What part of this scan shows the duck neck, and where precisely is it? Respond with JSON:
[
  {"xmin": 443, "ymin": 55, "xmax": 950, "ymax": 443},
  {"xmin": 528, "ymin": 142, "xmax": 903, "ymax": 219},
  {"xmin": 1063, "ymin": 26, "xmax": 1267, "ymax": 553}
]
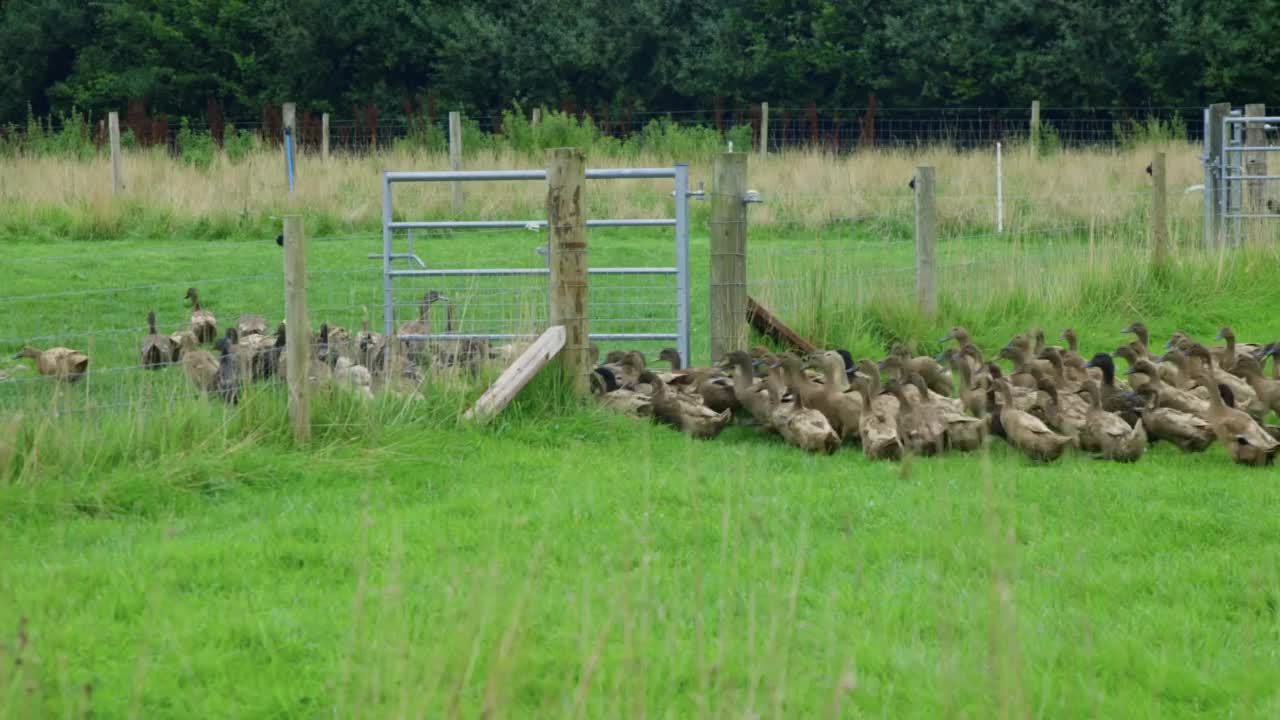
[
  {"xmin": 1066, "ymin": 334, "xmax": 1078, "ymax": 353},
  {"xmin": 1133, "ymin": 327, "xmax": 1150, "ymax": 354},
  {"xmin": 1203, "ymin": 376, "xmax": 1225, "ymax": 415},
  {"xmin": 1047, "ymin": 357, "xmax": 1066, "ymax": 385},
  {"xmin": 783, "ymin": 362, "xmax": 812, "ymax": 390},
  {"xmin": 820, "ymin": 359, "xmax": 843, "ymax": 391},
  {"xmin": 861, "ymin": 369, "xmax": 882, "ymax": 396},
  {"xmin": 1099, "ymin": 359, "xmax": 1115, "ymax": 387}
]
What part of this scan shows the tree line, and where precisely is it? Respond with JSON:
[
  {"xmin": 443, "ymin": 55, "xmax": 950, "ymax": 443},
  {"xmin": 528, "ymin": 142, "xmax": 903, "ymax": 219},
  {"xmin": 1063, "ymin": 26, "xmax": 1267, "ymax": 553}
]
[{"xmin": 2, "ymin": 0, "xmax": 1275, "ymax": 127}]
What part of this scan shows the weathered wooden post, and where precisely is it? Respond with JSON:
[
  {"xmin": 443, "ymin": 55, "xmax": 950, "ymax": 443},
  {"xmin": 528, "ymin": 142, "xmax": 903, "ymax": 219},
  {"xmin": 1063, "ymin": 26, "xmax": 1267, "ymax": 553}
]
[
  {"xmin": 547, "ymin": 148, "xmax": 589, "ymax": 397},
  {"xmin": 1206, "ymin": 101, "xmax": 1230, "ymax": 247},
  {"xmin": 710, "ymin": 152, "xmax": 748, "ymax": 361},
  {"xmin": 321, "ymin": 112, "xmax": 330, "ymax": 162},
  {"xmin": 108, "ymin": 111, "xmax": 123, "ymax": 195},
  {"xmin": 449, "ymin": 111, "xmax": 464, "ymax": 213},
  {"xmin": 1151, "ymin": 151, "xmax": 1168, "ymax": 269},
  {"xmin": 531, "ymin": 107, "xmax": 542, "ymax": 126},
  {"xmin": 1029, "ymin": 100, "xmax": 1041, "ymax": 156},
  {"xmin": 759, "ymin": 102, "xmax": 769, "ymax": 157},
  {"xmin": 914, "ymin": 166, "xmax": 937, "ymax": 318},
  {"xmin": 283, "ymin": 216, "xmax": 311, "ymax": 443}
]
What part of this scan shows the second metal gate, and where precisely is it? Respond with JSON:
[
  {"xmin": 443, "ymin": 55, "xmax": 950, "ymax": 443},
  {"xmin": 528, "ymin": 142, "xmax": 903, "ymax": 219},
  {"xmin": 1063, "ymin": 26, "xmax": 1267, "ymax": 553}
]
[{"xmin": 1206, "ymin": 105, "xmax": 1279, "ymax": 245}]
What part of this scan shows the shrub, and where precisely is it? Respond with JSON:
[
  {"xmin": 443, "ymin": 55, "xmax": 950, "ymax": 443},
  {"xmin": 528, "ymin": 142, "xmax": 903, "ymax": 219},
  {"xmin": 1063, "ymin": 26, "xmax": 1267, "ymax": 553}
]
[
  {"xmin": 222, "ymin": 124, "xmax": 257, "ymax": 162},
  {"xmin": 391, "ymin": 116, "xmax": 447, "ymax": 154},
  {"xmin": 1114, "ymin": 115, "xmax": 1188, "ymax": 150},
  {"xmin": 19, "ymin": 107, "xmax": 96, "ymax": 160},
  {"xmin": 176, "ymin": 118, "xmax": 216, "ymax": 169}
]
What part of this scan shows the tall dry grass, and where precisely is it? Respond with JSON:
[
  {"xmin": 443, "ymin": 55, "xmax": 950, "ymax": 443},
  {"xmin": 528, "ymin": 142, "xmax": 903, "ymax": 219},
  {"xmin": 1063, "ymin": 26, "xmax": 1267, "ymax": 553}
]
[{"xmin": 0, "ymin": 142, "xmax": 1207, "ymax": 234}]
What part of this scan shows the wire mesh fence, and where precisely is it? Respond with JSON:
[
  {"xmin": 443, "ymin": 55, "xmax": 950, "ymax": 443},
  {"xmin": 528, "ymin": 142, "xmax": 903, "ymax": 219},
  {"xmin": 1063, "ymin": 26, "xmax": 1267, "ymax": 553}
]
[
  {"xmin": 744, "ymin": 190, "xmax": 1172, "ymax": 347},
  {"xmin": 0, "ymin": 234, "xmax": 385, "ymax": 417},
  {"xmin": 4, "ymin": 104, "xmax": 1210, "ymax": 157}
]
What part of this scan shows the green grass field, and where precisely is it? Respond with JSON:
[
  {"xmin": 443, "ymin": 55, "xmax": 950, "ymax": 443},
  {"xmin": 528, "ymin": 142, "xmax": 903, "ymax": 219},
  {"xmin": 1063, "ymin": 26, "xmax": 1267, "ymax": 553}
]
[{"xmin": 3, "ymin": 177, "xmax": 1280, "ymax": 716}]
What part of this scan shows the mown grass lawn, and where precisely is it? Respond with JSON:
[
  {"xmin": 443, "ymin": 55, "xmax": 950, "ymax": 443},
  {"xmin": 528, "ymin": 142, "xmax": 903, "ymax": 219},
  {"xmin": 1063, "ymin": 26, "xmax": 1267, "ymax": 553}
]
[
  {"xmin": 3, "ymin": 215, "xmax": 1280, "ymax": 717},
  {"xmin": 3, "ymin": 407, "xmax": 1279, "ymax": 718}
]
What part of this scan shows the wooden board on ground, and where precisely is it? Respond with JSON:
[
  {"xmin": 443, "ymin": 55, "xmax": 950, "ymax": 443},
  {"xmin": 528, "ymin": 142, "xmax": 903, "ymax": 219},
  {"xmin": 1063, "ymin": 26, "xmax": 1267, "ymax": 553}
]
[
  {"xmin": 464, "ymin": 325, "xmax": 566, "ymax": 422},
  {"xmin": 746, "ymin": 296, "xmax": 817, "ymax": 354}
]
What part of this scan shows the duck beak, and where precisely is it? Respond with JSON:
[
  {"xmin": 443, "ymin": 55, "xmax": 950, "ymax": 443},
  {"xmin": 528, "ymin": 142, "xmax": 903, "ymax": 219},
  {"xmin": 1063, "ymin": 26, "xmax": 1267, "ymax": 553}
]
[
  {"xmin": 1084, "ymin": 359, "xmax": 1096, "ymax": 369},
  {"xmin": 1214, "ymin": 330, "xmax": 1225, "ymax": 341},
  {"xmin": 1163, "ymin": 339, "xmax": 1174, "ymax": 350},
  {"xmin": 1123, "ymin": 367, "xmax": 1136, "ymax": 376},
  {"xmin": 934, "ymin": 351, "xmax": 948, "ymax": 362},
  {"xmin": 938, "ymin": 332, "xmax": 954, "ymax": 343},
  {"xmin": 877, "ymin": 360, "xmax": 888, "ymax": 370},
  {"xmin": 1120, "ymin": 326, "xmax": 1133, "ymax": 334}
]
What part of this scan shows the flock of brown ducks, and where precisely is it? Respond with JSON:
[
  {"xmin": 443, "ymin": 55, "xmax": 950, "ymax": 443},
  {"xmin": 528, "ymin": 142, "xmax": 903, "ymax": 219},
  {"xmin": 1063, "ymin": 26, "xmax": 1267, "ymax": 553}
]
[
  {"xmin": 11, "ymin": 288, "xmax": 501, "ymax": 403},
  {"xmin": 590, "ymin": 323, "xmax": 1280, "ymax": 466},
  {"xmin": 11, "ymin": 292, "xmax": 1280, "ymax": 467}
]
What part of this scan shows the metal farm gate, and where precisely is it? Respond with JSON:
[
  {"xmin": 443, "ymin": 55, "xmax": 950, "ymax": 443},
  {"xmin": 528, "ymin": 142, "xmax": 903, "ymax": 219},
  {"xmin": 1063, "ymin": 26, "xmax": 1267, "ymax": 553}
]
[
  {"xmin": 1206, "ymin": 105, "xmax": 1279, "ymax": 245},
  {"xmin": 380, "ymin": 166, "xmax": 693, "ymax": 363}
]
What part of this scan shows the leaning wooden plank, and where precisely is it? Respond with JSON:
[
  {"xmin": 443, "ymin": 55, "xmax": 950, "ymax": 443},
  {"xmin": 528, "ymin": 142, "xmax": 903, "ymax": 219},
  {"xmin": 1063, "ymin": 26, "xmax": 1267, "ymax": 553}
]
[
  {"xmin": 463, "ymin": 325, "xmax": 567, "ymax": 422},
  {"xmin": 746, "ymin": 296, "xmax": 817, "ymax": 354}
]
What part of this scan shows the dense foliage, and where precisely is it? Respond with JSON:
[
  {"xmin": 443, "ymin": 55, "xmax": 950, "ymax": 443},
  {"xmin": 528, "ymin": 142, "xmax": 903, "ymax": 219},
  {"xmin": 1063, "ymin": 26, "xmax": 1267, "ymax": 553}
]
[{"xmin": 2, "ymin": 0, "xmax": 1276, "ymax": 124}]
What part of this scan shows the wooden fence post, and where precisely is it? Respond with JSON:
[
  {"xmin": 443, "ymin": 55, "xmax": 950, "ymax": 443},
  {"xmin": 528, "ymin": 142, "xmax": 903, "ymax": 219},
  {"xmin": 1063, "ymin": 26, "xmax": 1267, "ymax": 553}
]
[
  {"xmin": 531, "ymin": 107, "xmax": 542, "ymax": 126},
  {"xmin": 1029, "ymin": 100, "xmax": 1041, "ymax": 156},
  {"xmin": 1151, "ymin": 151, "xmax": 1168, "ymax": 269},
  {"xmin": 710, "ymin": 152, "xmax": 748, "ymax": 361},
  {"xmin": 547, "ymin": 148, "xmax": 589, "ymax": 397},
  {"xmin": 108, "ymin": 111, "xmax": 123, "ymax": 195},
  {"xmin": 449, "ymin": 111, "xmax": 464, "ymax": 213},
  {"xmin": 914, "ymin": 166, "xmax": 937, "ymax": 318},
  {"xmin": 759, "ymin": 102, "xmax": 769, "ymax": 157},
  {"xmin": 1206, "ymin": 101, "xmax": 1230, "ymax": 247},
  {"xmin": 283, "ymin": 216, "xmax": 311, "ymax": 444},
  {"xmin": 1245, "ymin": 103, "xmax": 1267, "ymax": 241},
  {"xmin": 321, "ymin": 112, "xmax": 330, "ymax": 162}
]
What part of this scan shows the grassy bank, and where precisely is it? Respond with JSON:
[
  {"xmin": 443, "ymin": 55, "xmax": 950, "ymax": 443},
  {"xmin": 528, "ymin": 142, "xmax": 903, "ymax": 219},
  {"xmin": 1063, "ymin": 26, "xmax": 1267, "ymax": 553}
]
[
  {"xmin": 4, "ymin": 405, "xmax": 1280, "ymax": 717},
  {"xmin": 3, "ymin": 140, "xmax": 1280, "ymax": 717}
]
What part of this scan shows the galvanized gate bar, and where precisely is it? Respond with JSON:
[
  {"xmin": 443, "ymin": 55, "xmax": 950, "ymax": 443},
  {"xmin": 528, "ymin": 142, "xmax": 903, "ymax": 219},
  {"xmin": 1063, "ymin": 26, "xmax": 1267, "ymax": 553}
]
[
  {"xmin": 385, "ymin": 168, "xmax": 677, "ymax": 182},
  {"xmin": 674, "ymin": 164, "xmax": 691, "ymax": 365},
  {"xmin": 388, "ymin": 267, "xmax": 678, "ymax": 277},
  {"xmin": 399, "ymin": 332, "xmax": 678, "ymax": 342},
  {"xmin": 388, "ymin": 219, "xmax": 675, "ymax": 230}
]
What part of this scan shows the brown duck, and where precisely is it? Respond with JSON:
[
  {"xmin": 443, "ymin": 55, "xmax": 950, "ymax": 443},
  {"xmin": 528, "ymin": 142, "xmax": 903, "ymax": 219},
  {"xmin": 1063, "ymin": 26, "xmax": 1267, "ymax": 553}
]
[
  {"xmin": 14, "ymin": 346, "xmax": 90, "ymax": 382},
  {"xmin": 993, "ymin": 378, "xmax": 1073, "ymax": 462},
  {"xmin": 1078, "ymin": 380, "xmax": 1146, "ymax": 462},
  {"xmin": 184, "ymin": 287, "xmax": 217, "ymax": 344},
  {"xmin": 140, "ymin": 311, "xmax": 169, "ymax": 369},
  {"xmin": 1199, "ymin": 369, "xmax": 1278, "ymax": 466}
]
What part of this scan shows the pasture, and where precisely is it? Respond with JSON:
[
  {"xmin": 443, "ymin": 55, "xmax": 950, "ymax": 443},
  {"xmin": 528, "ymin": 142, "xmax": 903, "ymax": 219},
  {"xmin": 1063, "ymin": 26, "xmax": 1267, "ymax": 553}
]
[{"xmin": 3, "ymin": 140, "xmax": 1280, "ymax": 718}]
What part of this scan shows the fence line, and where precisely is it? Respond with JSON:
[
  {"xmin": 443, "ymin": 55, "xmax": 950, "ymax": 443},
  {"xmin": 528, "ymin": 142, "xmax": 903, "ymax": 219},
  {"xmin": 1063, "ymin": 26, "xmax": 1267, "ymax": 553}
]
[{"xmin": 4, "ymin": 104, "xmax": 1210, "ymax": 156}]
